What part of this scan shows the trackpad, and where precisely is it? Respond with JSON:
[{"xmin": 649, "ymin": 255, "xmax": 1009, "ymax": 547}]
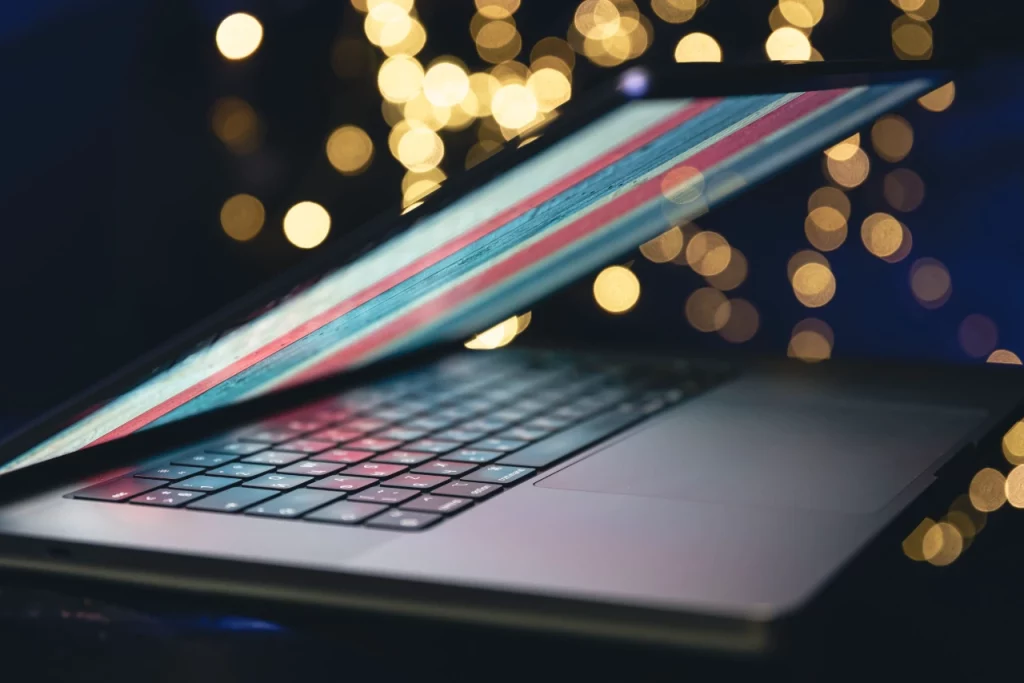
[{"xmin": 537, "ymin": 376, "xmax": 985, "ymax": 514}]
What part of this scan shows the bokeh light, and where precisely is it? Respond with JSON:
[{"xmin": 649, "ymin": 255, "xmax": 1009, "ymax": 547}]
[
  {"xmin": 593, "ymin": 265, "xmax": 640, "ymax": 313},
  {"xmin": 918, "ymin": 82, "xmax": 955, "ymax": 112},
  {"xmin": 969, "ymin": 468, "xmax": 1007, "ymax": 513},
  {"xmin": 705, "ymin": 248, "xmax": 748, "ymax": 291},
  {"xmin": 1006, "ymin": 466, "xmax": 1024, "ymax": 509},
  {"xmin": 639, "ymin": 226, "xmax": 684, "ymax": 263},
  {"xmin": 824, "ymin": 133, "xmax": 861, "ymax": 162},
  {"xmin": 492, "ymin": 83, "xmax": 539, "ymax": 129},
  {"xmin": 661, "ymin": 166, "xmax": 705, "ymax": 205},
  {"xmin": 825, "ymin": 147, "xmax": 870, "ymax": 188},
  {"xmin": 958, "ymin": 314, "xmax": 998, "ymax": 359},
  {"xmin": 1003, "ymin": 422, "xmax": 1024, "ymax": 466},
  {"xmin": 652, "ymin": 0, "xmax": 699, "ymax": 23},
  {"xmin": 860, "ymin": 213, "xmax": 904, "ymax": 259},
  {"xmin": 216, "ymin": 13, "xmax": 263, "ymax": 61},
  {"xmin": 895, "ymin": 0, "xmax": 940, "ymax": 21},
  {"xmin": 779, "ymin": 0, "xmax": 825, "ymax": 28},
  {"xmin": 283, "ymin": 201, "xmax": 331, "ymax": 249},
  {"xmin": 883, "ymin": 168, "xmax": 925, "ymax": 212},
  {"xmin": 465, "ymin": 140, "xmax": 503, "ymax": 168},
  {"xmin": 892, "ymin": 16, "xmax": 933, "ymax": 60},
  {"xmin": 909, "ymin": 257, "xmax": 951, "ymax": 309},
  {"xmin": 808, "ymin": 186, "xmax": 851, "ymax": 219},
  {"xmin": 382, "ymin": 17, "xmax": 426, "ymax": 56},
  {"xmin": 880, "ymin": 223, "xmax": 914, "ymax": 264},
  {"xmin": 475, "ymin": 17, "xmax": 522, "ymax": 63},
  {"xmin": 788, "ymin": 252, "xmax": 835, "ymax": 308},
  {"xmin": 475, "ymin": 0, "xmax": 521, "ymax": 19},
  {"xmin": 923, "ymin": 521, "xmax": 962, "ymax": 566},
  {"xmin": 685, "ymin": 287, "xmax": 731, "ymax": 333},
  {"xmin": 326, "ymin": 125, "xmax": 374, "ymax": 175},
  {"xmin": 871, "ymin": 115, "xmax": 914, "ymax": 162},
  {"xmin": 211, "ymin": 97, "xmax": 259, "ymax": 154},
  {"xmin": 220, "ymin": 194, "xmax": 265, "ymax": 242},
  {"xmin": 902, "ymin": 518, "xmax": 936, "ymax": 561},
  {"xmin": 718, "ymin": 298, "xmax": 759, "ymax": 343},
  {"xmin": 685, "ymin": 231, "xmax": 731, "ymax": 276},
  {"xmin": 987, "ymin": 350, "xmax": 1022, "ymax": 365},
  {"xmin": 396, "ymin": 124, "xmax": 445, "ymax": 171},
  {"xmin": 527, "ymin": 68, "xmax": 573, "ymax": 112},
  {"xmin": 378, "ymin": 55, "xmax": 425, "ymax": 103},
  {"xmin": 404, "ymin": 92, "xmax": 452, "ymax": 130},
  {"xmin": 465, "ymin": 315, "xmax": 520, "ymax": 349},
  {"xmin": 765, "ymin": 27, "xmax": 813, "ymax": 61},
  {"xmin": 423, "ymin": 60, "xmax": 470, "ymax": 107},
  {"xmin": 674, "ymin": 33, "xmax": 722, "ymax": 62},
  {"xmin": 574, "ymin": 0, "xmax": 623, "ymax": 40},
  {"xmin": 788, "ymin": 318, "xmax": 833, "ymax": 362},
  {"xmin": 805, "ymin": 206, "xmax": 848, "ymax": 252}
]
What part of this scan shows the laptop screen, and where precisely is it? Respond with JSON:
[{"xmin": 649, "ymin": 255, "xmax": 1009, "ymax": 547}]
[{"xmin": 0, "ymin": 76, "xmax": 931, "ymax": 475}]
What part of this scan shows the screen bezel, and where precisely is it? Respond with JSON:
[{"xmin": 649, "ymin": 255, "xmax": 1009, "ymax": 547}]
[{"xmin": 0, "ymin": 59, "xmax": 956, "ymax": 478}]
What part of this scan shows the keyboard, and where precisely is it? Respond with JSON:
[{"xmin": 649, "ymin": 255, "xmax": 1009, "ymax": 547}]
[{"xmin": 70, "ymin": 351, "xmax": 729, "ymax": 531}]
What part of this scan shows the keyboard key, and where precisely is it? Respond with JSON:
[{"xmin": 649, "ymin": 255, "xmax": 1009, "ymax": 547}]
[
  {"xmin": 495, "ymin": 426, "xmax": 549, "ymax": 442},
  {"xmin": 276, "ymin": 438, "xmax": 335, "ymax": 454},
  {"xmin": 345, "ymin": 437, "xmax": 403, "ymax": 452},
  {"xmin": 306, "ymin": 427, "xmax": 364, "ymax": 444},
  {"xmin": 406, "ymin": 415, "xmax": 456, "ymax": 431},
  {"xmin": 444, "ymin": 449, "xmax": 503, "ymax": 464},
  {"xmin": 373, "ymin": 427, "xmax": 428, "ymax": 442},
  {"xmin": 497, "ymin": 408, "xmax": 643, "ymax": 469},
  {"xmin": 238, "ymin": 427, "xmax": 302, "ymax": 444},
  {"xmin": 372, "ymin": 450, "xmax": 435, "ymax": 465},
  {"xmin": 268, "ymin": 418, "xmax": 327, "ymax": 433},
  {"xmin": 245, "ymin": 489, "xmax": 343, "ymax": 518},
  {"xmin": 170, "ymin": 476, "xmax": 239, "ymax": 492},
  {"xmin": 206, "ymin": 441, "xmax": 268, "ymax": 456},
  {"xmin": 187, "ymin": 487, "xmax": 278, "ymax": 513},
  {"xmin": 403, "ymin": 439, "xmax": 460, "ymax": 454},
  {"xmin": 277, "ymin": 460, "xmax": 345, "ymax": 476},
  {"xmin": 135, "ymin": 465, "xmax": 203, "ymax": 481},
  {"xmin": 491, "ymin": 407, "xmax": 532, "ymax": 422},
  {"xmin": 461, "ymin": 465, "xmax": 535, "ymax": 485},
  {"xmin": 366, "ymin": 509, "xmax": 440, "ymax": 531},
  {"xmin": 243, "ymin": 473, "xmax": 313, "ymax": 490},
  {"xmin": 170, "ymin": 452, "xmax": 238, "ymax": 468},
  {"xmin": 342, "ymin": 462, "xmax": 407, "ymax": 478},
  {"xmin": 207, "ymin": 463, "xmax": 275, "ymax": 479},
  {"xmin": 412, "ymin": 460, "xmax": 477, "ymax": 476},
  {"xmin": 305, "ymin": 501, "xmax": 386, "ymax": 525},
  {"xmin": 385, "ymin": 473, "xmax": 449, "ymax": 490},
  {"xmin": 521, "ymin": 416, "xmax": 573, "ymax": 431},
  {"xmin": 434, "ymin": 405, "xmax": 478, "ymax": 421},
  {"xmin": 311, "ymin": 449, "xmax": 375, "ymax": 465},
  {"xmin": 308, "ymin": 407, "xmax": 354, "ymax": 423},
  {"xmin": 432, "ymin": 481, "xmax": 502, "ymax": 499},
  {"xmin": 241, "ymin": 450, "xmax": 307, "ymax": 466},
  {"xmin": 307, "ymin": 475, "xmax": 378, "ymax": 492},
  {"xmin": 432, "ymin": 429, "xmax": 487, "ymax": 443},
  {"xmin": 341, "ymin": 418, "xmax": 390, "ymax": 433},
  {"xmin": 72, "ymin": 477, "xmax": 162, "ymax": 502},
  {"xmin": 401, "ymin": 495, "xmax": 473, "ymax": 515},
  {"xmin": 130, "ymin": 489, "xmax": 204, "ymax": 507},
  {"xmin": 458, "ymin": 417, "xmax": 511, "ymax": 433},
  {"xmin": 371, "ymin": 406, "xmax": 423, "ymax": 422},
  {"xmin": 350, "ymin": 487, "xmax": 419, "ymax": 505},
  {"xmin": 467, "ymin": 438, "xmax": 528, "ymax": 453}
]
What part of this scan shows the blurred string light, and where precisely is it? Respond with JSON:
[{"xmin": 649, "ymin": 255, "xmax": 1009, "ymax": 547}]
[
  {"xmin": 1006, "ymin": 466, "xmax": 1024, "ymax": 509},
  {"xmin": 685, "ymin": 287, "xmax": 731, "ymax": 333},
  {"xmin": 918, "ymin": 82, "xmax": 955, "ymax": 111},
  {"xmin": 778, "ymin": 0, "xmax": 824, "ymax": 28},
  {"xmin": 788, "ymin": 318, "xmax": 833, "ymax": 362},
  {"xmin": 674, "ymin": 32, "xmax": 722, "ymax": 62},
  {"xmin": 860, "ymin": 212, "xmax": 904, "ymax": 259},
  {"xmin": 651, "ymin": 0, "xmax": 702, "ymax": 24},
  {"xmin": 718, "ymin": 298, "xmax": 759, "ymax": 343},
  {"xmin": 465, "ymin": 140, "xmax": 503, "ymax": 168},
  {"xmin": 765, "ymin": 26, "xmax": 812, "ymax": 61},
  {"xmin": 969, "ymin": 468, "xmax": 1007, "ymax": 512},
  {"xmin": 871, "ymin": 115, "xmax": 914, "ymax": 162},
  {"xmin": 473, "ymin": 13, "xmax": 522, "ymax": 63},
  {"xmin": 220, "ymin": 194, "xmax": 265, "ymax": 242},
  {"xmin": 824, "ymin": 134, "xmax": 860, "ymax": 162},
  {"xmin": 825, "ymin": 146, "xmax": 870, "ymax": 188},
  {"xmin": 424, "ymin": 60, "xmax": 471, "ymax": 107},
  {"xmin": 396, "ymin": 124, "xmax": 445, "ymax": 172},
  {"xmin": 211, "ymin": 97, "xmax": 260, "ymax": 154},
  {"xmin": 685, "ymin": 231, "xmax": 731, "ymax": 276},
  {"xmin": 402, "ymin": 167, "xmax": 445, "ymax": 207},
  {"xmin": 464, "ymin": 311, "xmax": 532, "ymax": 350},
  {"xmin": 883, "ymin": 168, "xmax": 925, "ymax": 212},
  {"xmin": 892, "ymin": 0, "xmax": 940, "ymax": 21},
  {"xmin": 892, "ymin": 15, "xmax": 933, "ymax": 60},
  {"xmin": 1004, "ymin": 422, "xmax": 1024, "ymax": 465},
  {"xmin": 804, "ymin": 206, "xmax": 847, "ymax": 252},
  {"xmin": 378, "ymin": 54, "xmax": 425, "ymax": 102},
  {"xmin": 808, "ymin": 186, "xmax": 850, "ymax": 219},
  {"xmin": 705, "ymin": 248, "xmax": 748, "ymax": 290},
  {"xmin": 909, "ymin": 257, "xmax": 951, "ymax": 309},
  {"xmin": 958, "ymin": 314, "xmax": 998, "ymax": 359},
  {"xmin": 283, "ymin": 201, "xmax": 331, "ymax": 249},
  {"xmin": 788, "ymin": 251, "xmax": 835, "ymax": 308},
  {"xmin": 216, "ymin": 13, "xmax": 263, "ymax": 61},
  {"xmin": 639, "ymin": 226, "xmax": 684, "ymax": 263},
  {"xmin": 476, "ymin": 0, "xmax": 521, "ymax": 19},
  {"xmin": 593, "ymin": 265, "xmax": 640, "ymax": 313},
  {"xmin": 326, "ymin": 125, "xmax": 374, "ymax": 175},
  {"xmin": 987, "ymin": 349, "xmax": 1022, "ymax": 365}
]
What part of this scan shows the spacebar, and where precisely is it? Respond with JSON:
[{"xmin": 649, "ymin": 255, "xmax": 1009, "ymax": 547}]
[{"xmin": 496, "ymin": 409, "xmax": 646, "ymax": 469}]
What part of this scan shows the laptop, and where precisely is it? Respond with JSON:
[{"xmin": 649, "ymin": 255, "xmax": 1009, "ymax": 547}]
[{"xmin": 0, "ymin": 61, "xmax": 1019, "ymax": 652}]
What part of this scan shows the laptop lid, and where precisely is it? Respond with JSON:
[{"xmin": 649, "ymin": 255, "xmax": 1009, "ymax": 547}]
[{"xmin": 0, "ymin": 61, "xmax": 942, "ymax": 477}]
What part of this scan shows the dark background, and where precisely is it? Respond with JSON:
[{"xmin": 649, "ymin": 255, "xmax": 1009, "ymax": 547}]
[{"xmin": 0, "ymin": 0, "xmax": 1018, "ymax": 426}]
